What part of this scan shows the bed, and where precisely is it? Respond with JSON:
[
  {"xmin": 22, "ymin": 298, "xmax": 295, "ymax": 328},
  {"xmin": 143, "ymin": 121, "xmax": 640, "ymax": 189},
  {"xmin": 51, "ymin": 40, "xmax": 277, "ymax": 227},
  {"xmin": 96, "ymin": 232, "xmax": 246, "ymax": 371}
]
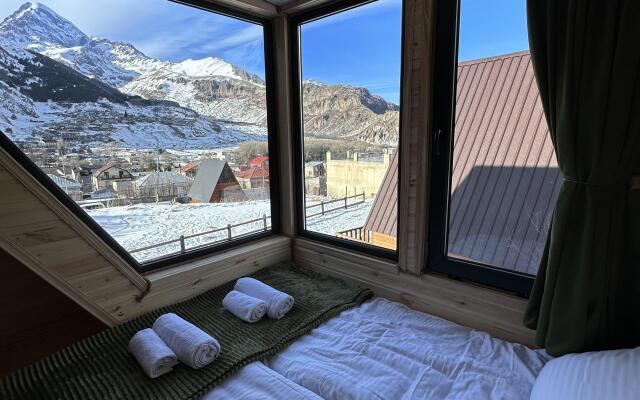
[
  {"xmin": 207, "ymin": 298, "xmax": 551, "ymax": 399},
  {"xmin": 0, "ymin": 266, "xmax": 551, "ymax": 400}
]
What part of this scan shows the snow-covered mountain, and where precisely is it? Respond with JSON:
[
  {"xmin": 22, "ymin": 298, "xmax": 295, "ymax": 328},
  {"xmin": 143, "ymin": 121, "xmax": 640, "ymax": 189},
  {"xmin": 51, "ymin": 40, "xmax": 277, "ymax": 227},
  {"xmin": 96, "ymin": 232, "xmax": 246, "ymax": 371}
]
[
  {"xmin": 120, "ymin": 57, "xmax": 268, "ymax": 125},
  {"xmin": 0, "ymin": 44, "xmax": 263, "ymax": 148},
  {"xmin": 0, "ymin": 2, "xmax": 267, "ymax": 127},
  {"xmin": 0, "ymin": 2, "xmax": 400, "ymax": 147}
]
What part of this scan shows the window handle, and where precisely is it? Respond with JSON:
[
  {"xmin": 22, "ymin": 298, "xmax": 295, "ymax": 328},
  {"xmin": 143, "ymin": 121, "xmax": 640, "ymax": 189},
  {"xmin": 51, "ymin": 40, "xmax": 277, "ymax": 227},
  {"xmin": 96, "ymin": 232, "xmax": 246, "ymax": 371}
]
[{"xmin": 434, "ymin": 129, "xmax": 443, "ymax": 156}]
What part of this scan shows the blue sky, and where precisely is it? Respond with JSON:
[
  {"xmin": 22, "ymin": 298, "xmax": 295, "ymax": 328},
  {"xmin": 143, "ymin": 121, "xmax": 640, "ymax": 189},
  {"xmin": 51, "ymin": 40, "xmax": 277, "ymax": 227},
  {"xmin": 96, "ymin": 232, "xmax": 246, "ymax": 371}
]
[
  {"xmin": 458, "ymin": 0, "xmax": 529, "ymax": 61},
  {"xmin": 1, "ymin": 0, "xmax": 529, "ymax": 104},
  {"xmin": 0, "ymin": 0, "xmax": 267, "ymax": 77},
  {"xmin": 301, "ymin": 0, "xmax": 403, "ymax": 104}
]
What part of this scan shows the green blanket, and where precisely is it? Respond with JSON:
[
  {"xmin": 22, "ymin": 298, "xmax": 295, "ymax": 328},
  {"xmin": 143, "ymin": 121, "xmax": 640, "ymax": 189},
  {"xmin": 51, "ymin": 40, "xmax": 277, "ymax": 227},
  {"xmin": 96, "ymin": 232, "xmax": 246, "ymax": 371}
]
[{"xmin": 0, "ymin": 264, "xmax": 372, "ymax": 400}]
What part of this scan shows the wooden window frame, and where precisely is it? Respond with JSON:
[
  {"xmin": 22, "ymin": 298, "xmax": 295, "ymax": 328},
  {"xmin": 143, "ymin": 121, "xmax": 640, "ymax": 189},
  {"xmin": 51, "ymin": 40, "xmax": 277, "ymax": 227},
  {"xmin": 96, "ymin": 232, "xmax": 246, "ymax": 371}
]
[
  {"xmin": 426, "ymin": 0, "xmax": 534, "ymax": 296},
  {"xmin": 288, "ymin": 0, "xmax": 406, "ymax": 262},
  {"xmin": 0, "ymin": 0, "xmax": 282, "ymax": 273}
]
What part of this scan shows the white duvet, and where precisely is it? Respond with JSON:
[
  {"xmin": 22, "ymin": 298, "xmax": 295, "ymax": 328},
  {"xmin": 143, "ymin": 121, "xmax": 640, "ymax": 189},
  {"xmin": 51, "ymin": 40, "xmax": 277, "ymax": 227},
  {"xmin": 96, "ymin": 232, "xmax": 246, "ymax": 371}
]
[{"xmin": 208, "ymin": 298, "xmax": 550, "ymax": 399}]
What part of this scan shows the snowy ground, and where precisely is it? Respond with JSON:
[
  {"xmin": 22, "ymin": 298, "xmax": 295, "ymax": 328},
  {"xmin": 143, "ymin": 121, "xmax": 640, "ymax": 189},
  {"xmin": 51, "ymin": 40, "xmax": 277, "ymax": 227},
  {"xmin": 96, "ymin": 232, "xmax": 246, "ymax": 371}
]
[{"xmin": 87, "ymin": 199, "xmax": 373, "ymax": 263}]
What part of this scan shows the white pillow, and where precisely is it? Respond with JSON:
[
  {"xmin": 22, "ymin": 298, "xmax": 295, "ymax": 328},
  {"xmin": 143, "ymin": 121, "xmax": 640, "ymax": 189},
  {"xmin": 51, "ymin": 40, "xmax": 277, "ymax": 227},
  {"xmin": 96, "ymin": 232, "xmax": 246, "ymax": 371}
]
[{"xmin": 530, "ymin": 347, "xmax": 640, "ymax": 400}]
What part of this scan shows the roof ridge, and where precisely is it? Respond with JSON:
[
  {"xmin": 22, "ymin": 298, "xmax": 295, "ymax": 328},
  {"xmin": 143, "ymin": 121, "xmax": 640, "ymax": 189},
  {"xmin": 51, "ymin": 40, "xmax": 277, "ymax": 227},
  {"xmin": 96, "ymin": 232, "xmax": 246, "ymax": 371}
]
[{"xmin": 458, "ymin": 50, "xmax": 531, "ymax": 67}]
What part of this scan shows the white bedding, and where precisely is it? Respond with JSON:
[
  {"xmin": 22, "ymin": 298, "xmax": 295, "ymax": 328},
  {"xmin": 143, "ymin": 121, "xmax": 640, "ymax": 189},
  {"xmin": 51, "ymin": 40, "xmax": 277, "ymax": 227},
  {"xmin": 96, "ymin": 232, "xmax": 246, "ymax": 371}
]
[
  {"xmin": 203, "ymin": 362, "xmax": 322, "ymax": 400},
  {"xmin": 208, "ymin": 298, "xmax": 551, "ymax": 399}
]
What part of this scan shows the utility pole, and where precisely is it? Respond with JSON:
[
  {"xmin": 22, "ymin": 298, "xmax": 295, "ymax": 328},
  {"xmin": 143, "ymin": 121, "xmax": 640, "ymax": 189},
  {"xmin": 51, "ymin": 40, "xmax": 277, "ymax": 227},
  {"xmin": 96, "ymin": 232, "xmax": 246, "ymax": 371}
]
[{"xmin": 156, "ymin": 149, "xmax": 161, "ymax": 203}]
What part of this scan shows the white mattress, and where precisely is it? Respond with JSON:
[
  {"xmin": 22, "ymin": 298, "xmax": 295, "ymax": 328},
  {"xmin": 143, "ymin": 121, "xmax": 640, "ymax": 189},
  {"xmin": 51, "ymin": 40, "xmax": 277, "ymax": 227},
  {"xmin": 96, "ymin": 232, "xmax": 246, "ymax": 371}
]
[{"xmin": 208, "ymin": 298, "xmax": 551, "ymax": 399}]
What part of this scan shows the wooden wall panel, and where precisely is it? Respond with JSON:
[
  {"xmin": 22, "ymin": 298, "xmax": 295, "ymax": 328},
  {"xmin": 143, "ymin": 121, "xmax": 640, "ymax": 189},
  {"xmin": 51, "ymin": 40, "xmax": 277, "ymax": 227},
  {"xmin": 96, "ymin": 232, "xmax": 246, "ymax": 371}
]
[
  {"xmin": 0, "ymin": 160, "xmax": 143, "ymax": 324},
  {"xmin": 0, "ymin": 248, "xmax": 106, "ymax": 376},
  {"xmin": 294, "ymin": 239, "xmax": 536, "ymax": 346}
]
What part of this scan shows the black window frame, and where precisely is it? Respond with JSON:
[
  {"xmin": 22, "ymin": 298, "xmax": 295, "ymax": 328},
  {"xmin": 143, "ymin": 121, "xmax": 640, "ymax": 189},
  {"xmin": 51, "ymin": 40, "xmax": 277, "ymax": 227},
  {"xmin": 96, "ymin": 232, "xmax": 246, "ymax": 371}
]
[
  {"xmin": 0, "ymin": 0, "xmax": 281, "ymax": 273},
  {"xmin": 290, "ymin": 0, "xmax": 405, "ymax": 261},
  {"xmin": 427, "ymin": 0, "xmax": 534, "ymax": 296}
]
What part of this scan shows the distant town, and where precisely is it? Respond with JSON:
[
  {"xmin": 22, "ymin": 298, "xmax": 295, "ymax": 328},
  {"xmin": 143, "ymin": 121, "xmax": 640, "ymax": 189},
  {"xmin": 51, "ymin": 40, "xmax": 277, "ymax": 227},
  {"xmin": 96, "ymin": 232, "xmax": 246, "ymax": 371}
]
[{"xmin": 13, "ymin": 135, "xmax": 395, "ymax": 213}]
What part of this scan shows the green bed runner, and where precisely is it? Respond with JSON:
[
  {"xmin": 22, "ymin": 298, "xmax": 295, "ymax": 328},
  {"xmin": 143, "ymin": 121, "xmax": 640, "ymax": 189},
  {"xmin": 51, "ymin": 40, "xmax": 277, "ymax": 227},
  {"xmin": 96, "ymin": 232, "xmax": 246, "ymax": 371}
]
[{"xmin": 1, "ymin": 264, "xmax": 373, "ymax": 400}]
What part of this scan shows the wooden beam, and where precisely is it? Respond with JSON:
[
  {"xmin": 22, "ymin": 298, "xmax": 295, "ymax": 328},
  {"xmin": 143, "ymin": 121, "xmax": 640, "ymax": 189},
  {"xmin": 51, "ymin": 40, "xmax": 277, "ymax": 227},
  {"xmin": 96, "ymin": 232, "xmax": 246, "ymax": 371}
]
[
  {"xmin": 397, "ymin": 0, "xmax": 434, "ymax": 274},
  {"xmin": 0, "ymin": 147, "xmax": 149, "ymax": 294},
  {"xmin": 202, "ymin": 0, "xmax": 279, "ymax": 17},
  {"xmin": 272, "ymin": 15, "xmax": 297, "ymax": 238},
  {"xmin": 280, "ymin": 0, "xmax": 336, "ymax": 15}
]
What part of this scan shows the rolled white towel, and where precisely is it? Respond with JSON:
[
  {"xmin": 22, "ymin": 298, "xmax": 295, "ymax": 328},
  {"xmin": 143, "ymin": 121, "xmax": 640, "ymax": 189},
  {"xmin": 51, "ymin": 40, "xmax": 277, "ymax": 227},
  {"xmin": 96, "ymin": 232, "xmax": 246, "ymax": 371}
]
[
  {"xmin": 223, "ymin": 290, "xmax": 267, "ymax": 323},
  {"xmin": 152, "ymin": 313, "xmax": 220, "ymax": 369},
  {"xmin": 128, "ymin": 328, "xmax": 178, "ymax": 378},
  {"xmin": 234, "ymin": 278, "xmax": 295, "ymax": 320}
]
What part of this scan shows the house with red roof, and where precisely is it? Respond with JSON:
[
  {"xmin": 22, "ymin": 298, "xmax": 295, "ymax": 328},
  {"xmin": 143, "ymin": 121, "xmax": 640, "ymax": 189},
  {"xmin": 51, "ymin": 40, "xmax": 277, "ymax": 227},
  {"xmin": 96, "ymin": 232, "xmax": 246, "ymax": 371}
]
[
  {"xmin": 235, "ymin": 166, "xmax": 269, "ymax": 189},
  {"xmin": 249, "ymin": 155, "xmax": 269, "ymax": 168}
]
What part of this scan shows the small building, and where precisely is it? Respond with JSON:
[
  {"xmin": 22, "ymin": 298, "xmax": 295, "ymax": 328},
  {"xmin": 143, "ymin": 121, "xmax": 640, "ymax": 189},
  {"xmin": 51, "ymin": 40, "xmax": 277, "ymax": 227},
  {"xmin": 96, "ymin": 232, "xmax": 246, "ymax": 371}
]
[
  {"xmin": 179, "ymin": 161, "xmax": 201, "ymax": 178},
  {"xmin": 71, "ymin": 168, "xmax": 93, "ymax": 194},
  {"xmin": 304, "ymin": 161, "xmax": 325, "ymax": 178},
  {"xmin": 134, "ymin": 171, "xmax": 193, "ymax": 200},
  {"xmin": 92, "ymin": 163, "xmax": 133, "ymax": 191},
  {"xmin": 249, "ymin": 155, "xmax": 269, "ymax": 168},
  {"xmin": 47, "ymin": 174, "xmax": 83, "ymax": 201},
  {"xmin": 325, "ymin": 150, "xmax": 392, "ymax": 199},
  {"xmin": 304, "ymin": 161, "xmax": 326, "ymax": 196},
  {"xmin": 236, "ymin": 166, "xmax": 269, "ymax": 189},
  {"xmin": 188, "ymin": 159, "xmax": 246, "ymax": 203}
]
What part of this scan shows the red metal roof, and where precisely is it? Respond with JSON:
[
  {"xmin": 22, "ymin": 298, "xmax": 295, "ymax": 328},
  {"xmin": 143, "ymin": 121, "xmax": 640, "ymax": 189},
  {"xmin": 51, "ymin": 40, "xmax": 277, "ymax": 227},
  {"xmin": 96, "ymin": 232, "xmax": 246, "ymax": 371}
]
[
  {"xmin": 363, "ymin": 152, "xmax": 397, "ymax": 237},
  {"xmin": 180, "ymin": 161, "xmax": 200, "ymax": 173},
  {"xmin": 450, "ymin": 51, "xmax": 561, "ymax": 275},
  {"xmin": 236, "ymin": 166, "xmax": 269, "ymax": 179},
  {"xmin": 249, "ymin": 155, "xmax": 269, "ymax": 166},
  {"xmin": 362, "ymin": 51, "xmax": 560, "ymax": 274}
]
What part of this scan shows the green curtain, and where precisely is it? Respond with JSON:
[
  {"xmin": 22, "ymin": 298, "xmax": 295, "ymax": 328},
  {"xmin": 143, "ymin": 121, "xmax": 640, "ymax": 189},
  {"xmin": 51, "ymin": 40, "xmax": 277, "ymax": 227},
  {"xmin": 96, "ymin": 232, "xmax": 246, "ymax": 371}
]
[{"xmin": 523, "ymin": 0, "xmax": 640, "ymax": 357}]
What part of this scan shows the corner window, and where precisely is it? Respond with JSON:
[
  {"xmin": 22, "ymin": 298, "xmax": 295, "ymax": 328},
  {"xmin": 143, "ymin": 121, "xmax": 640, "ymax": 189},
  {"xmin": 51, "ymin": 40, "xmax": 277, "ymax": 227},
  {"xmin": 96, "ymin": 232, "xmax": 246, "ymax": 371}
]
[
  {"xmin": 0, "ymin": 1, "xmax": 277, "ymax": 270},
  {"xmin": 428, "ymin": 0, "xmax": 558, "ymax": 294},
  {"xmin": 292, "ymin": 0, "xmax": 403, "ymax": 256}
]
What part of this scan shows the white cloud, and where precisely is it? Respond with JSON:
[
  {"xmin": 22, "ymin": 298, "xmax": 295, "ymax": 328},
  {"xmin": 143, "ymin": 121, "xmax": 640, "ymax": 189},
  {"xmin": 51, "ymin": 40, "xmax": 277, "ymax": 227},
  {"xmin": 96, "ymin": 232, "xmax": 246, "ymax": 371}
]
[
  {"xmin": 301, "ymin": 0, "xmax": 401, "ymax": 31},
  {"xmin": 0, "ymin": 0, "xmax": 265, "ymax": 68}
]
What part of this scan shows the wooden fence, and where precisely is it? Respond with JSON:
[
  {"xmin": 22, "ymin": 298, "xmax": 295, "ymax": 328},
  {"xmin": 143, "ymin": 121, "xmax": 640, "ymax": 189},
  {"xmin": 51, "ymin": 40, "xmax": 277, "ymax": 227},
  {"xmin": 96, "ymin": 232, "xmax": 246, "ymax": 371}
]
[
  {"xmin": 128, "ymin": 192, "xmax": 366, "ymax": 259},
  {"xmin": 129, "ymin": 214, "xmax": 270, "ymax": 257},
  {"xmin": 305, "ymin": 192, "xmax": 366, "ymax": 218}
]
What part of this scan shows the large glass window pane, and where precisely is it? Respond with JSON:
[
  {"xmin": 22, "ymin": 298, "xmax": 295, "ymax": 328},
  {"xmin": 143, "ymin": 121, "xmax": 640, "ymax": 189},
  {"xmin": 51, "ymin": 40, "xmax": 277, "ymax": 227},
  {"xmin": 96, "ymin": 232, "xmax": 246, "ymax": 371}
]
[
  {"xmin": 0, "ymin": 1, "xmax": 274, "ymax": 265},
  {"xmin": 298, "ymin": 0, "xmax": 402, "ymax": 252},
  {"xmin": 446, "ymin": 0, "xmax": 560, "ymax": 275}
]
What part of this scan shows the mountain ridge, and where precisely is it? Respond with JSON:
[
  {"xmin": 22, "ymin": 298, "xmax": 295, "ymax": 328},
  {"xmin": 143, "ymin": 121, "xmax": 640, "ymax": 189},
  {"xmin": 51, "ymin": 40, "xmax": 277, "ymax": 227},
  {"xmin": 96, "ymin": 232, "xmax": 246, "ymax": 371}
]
[{"xmin": 0, "ymin": 2, "xmax": 400, "ymax": 146}]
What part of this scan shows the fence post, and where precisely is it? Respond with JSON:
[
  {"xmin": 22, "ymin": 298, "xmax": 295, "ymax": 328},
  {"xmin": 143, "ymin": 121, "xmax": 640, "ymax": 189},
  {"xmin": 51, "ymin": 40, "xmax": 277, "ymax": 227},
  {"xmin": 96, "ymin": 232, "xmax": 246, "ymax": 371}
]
[
  {"xmin": 227, "ymin": 224, "xmax": 232, "ymax": 240},
  {"xmin": 263, "ymin": 214, "xmax": 268, "ymax": 231},
  {"xmin": 179, "ymin": 235, "xmax": 186, "ymax": 254},
  {"xmin": 321, "ymin": 200, "xmax": 325, "ymax": 215}
]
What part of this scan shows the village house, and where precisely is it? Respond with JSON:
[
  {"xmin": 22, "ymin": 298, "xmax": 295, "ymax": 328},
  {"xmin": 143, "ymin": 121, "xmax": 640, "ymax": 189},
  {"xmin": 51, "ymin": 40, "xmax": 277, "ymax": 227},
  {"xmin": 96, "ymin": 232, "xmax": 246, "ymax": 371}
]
[
  {"xmin": 188, "ymin": 159, "xmax": 246, "ymax": 203},
  {"xmin": 71, "ymin": 168, "xmax": 94, "ymax": 194},
  {"xmin": 46, "ymin": 174, "xmax": 84, "ymax": 202},
  {"xmin": 304, "ymin": 161, "xmax": 326, "ymax": 196},
  {"xmin": 134, "ymin": 171, "xmax": 194, "ymax": 201},
  {"xmin": 249, "ymin": 155, "xmax": 269, "ymax": 168},
  {"xmin": 91, "ymin": 163, "xmax": 134, "ymax": 191},
  {"xmin": 235, "ymin": 166, "xmax": 269, "ymax": 189},
  {"xmin": 179, "ymin": 161, "xmax": 200, "ymax": 178}
]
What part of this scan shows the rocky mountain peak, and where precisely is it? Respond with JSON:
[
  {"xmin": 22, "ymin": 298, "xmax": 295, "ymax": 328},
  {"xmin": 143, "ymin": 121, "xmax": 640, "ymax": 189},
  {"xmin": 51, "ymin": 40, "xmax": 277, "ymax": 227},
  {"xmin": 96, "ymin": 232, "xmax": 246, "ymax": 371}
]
[{"xmin": 0, "ymin": 2, "xmax": 89, "ymax": 50}]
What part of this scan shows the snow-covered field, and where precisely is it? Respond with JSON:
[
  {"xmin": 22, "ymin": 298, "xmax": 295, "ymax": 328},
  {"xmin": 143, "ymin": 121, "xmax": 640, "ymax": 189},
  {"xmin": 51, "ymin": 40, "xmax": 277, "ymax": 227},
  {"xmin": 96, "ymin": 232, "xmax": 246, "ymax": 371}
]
[{"xmin": 87, "ymin": 199, "xmax": 373, "ymax": 262}]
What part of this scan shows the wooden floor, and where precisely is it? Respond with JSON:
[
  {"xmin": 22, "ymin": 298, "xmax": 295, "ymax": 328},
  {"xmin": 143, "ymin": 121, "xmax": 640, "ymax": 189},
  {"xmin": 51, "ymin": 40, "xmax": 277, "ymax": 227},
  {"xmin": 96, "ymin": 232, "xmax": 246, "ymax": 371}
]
[{"xmin": 0, "ymin": 248, "xmax": 106, "ymax": 376}]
